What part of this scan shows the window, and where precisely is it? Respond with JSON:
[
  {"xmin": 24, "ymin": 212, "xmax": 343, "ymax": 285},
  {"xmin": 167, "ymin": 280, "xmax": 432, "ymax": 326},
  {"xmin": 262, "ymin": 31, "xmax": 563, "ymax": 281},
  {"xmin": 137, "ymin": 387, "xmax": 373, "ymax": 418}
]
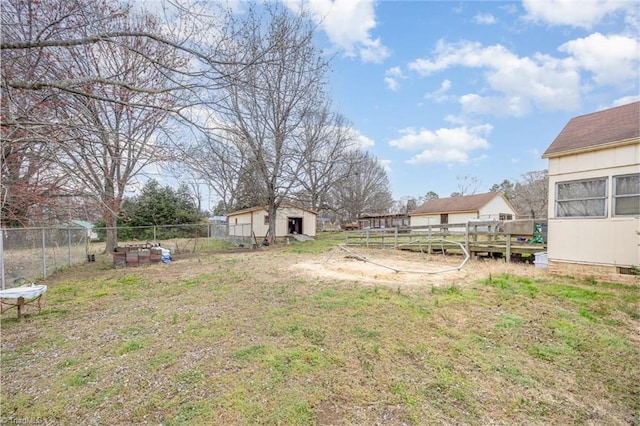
[
  {"xmin": 556, "ymin": 178, "xmax": 607, "ymax": 217},
  {"xmin": 264, "ymin": 215, "xmax": 269, "ymax": 225},
  {"xmin": 499, "ymin": 213, "xmax": 513, "ymax": 221},
  {"xmin": 614, "ymin": 174, "xmax": 640, "ymax": 216}
]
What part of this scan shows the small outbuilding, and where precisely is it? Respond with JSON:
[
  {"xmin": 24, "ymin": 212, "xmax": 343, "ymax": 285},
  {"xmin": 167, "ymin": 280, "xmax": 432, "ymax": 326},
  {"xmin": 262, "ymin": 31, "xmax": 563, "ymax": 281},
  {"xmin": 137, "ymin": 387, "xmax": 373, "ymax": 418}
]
[
  {"xmin": 69, "ymin": 220, "xmax": 98, "ymax": 240},
  {"xmin": 358, "ymin": 213, "xmax": 410, "ymax": 229},
  {"xmin": 227, "ymin": 202, "xmax": 317, "ymax": 241},
  {"xmin": 542, "ymin": 101, "xmax": 639, "ymax": 282},
  {"xmin": 409, "ymin": 192, "xmax": 518, "ymax": 227}
]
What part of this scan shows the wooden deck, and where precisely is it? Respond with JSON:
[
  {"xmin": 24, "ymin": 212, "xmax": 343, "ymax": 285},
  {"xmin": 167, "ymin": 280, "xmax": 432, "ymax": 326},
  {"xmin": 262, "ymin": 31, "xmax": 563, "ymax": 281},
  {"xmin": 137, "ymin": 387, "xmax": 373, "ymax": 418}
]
[{"xmin": 344, "ymin": 220, "xmax": 547, "ymax": 263}]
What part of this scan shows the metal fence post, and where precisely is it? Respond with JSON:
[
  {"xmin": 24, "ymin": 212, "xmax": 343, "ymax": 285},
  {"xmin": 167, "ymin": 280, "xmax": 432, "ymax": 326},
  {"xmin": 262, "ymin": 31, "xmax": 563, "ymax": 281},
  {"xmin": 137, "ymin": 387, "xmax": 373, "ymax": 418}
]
[
  {"xmin": 42, "ymin": 227, "xmax": 47, "ymax": 278},
  {"xmin": 1, "ymin": 227, "xmax": 5, "ymax": 290},
  {"xmin": 68, "ymin": 228, "xmax": 72, "ymax": 267}
]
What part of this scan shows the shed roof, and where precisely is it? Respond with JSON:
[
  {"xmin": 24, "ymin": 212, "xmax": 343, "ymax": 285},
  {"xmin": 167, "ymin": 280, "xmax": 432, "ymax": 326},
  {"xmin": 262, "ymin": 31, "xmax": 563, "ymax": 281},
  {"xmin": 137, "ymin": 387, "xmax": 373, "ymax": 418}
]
[
  {"xmin": 542, "ymin": 101, "xmax": 640, "ymax": 158},
  {"xmin": 409, "ymin": 192, "xmax": 503, "ymax": 216},
  {"xmin": 70, "ymin": 220, "xmax": 94, "ymax": 229}
]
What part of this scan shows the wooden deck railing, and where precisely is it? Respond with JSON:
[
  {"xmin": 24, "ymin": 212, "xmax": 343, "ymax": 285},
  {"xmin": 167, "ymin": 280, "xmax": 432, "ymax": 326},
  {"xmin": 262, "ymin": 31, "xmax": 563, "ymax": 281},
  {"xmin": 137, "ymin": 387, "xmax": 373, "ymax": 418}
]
[{"xmin": 344, "ymin": 220, "xmax": 547, "ymax": 263}]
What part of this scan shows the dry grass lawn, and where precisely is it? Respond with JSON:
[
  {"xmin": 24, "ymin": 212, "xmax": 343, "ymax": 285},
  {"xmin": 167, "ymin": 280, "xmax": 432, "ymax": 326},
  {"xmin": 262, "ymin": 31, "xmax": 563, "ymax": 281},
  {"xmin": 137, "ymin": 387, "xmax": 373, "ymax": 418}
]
[{"xmin": 1, "ymin": 236, "xmax": 639, "ymax": 425}]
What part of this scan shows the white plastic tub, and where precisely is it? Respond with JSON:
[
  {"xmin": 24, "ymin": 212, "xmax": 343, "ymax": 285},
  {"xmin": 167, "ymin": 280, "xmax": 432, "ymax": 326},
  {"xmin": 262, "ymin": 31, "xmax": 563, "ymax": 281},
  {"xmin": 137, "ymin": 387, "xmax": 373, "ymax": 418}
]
[{"xmin": 534, "ymin": 252, "xmax": 548, "ymax": 269}]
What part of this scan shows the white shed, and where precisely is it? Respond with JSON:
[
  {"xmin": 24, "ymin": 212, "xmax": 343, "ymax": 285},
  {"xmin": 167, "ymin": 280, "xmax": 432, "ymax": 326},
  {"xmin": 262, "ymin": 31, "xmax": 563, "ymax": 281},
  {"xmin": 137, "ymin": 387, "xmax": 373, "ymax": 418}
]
[
  {"xmin": 227, "ymin": 202, "xmax": 317, "ymax": 241},
  {"xmin": 542, "ymin": 101, "xmax": 639, "ymax": 282}
]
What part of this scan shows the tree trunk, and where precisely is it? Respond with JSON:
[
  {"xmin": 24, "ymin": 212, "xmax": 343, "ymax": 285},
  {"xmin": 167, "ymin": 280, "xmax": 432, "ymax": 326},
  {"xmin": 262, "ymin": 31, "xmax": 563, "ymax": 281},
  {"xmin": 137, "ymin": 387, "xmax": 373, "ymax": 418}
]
[
  {"xmin": 104, "ymin": 211, "xmax": 118, "ymax": 254},
  {"xmin": 267, "ymin": 203, "xmax": 277, "ymax": 245}
]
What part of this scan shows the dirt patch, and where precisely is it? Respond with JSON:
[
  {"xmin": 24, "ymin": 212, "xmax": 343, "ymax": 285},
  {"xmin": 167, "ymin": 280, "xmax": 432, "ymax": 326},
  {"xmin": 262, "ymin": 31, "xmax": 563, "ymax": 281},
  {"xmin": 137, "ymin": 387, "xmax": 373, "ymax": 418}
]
[{"xmin": 290, "ymin": 247, "xmax": 548, "ymax": 288}]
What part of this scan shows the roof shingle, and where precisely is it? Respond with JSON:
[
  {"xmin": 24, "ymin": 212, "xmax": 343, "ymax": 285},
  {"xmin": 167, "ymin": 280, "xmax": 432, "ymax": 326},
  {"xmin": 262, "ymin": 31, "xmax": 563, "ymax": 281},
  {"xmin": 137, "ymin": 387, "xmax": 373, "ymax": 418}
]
[{"xmin": 543, "ymin": 101, "xmax": 639, "ymax": 158}]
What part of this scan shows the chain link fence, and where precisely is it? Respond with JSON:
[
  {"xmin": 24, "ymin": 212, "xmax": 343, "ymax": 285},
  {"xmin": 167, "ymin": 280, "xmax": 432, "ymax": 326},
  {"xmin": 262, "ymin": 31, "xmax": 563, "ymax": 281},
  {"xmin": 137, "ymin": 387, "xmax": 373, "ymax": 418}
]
[
  {"xmin": 1, "ymin": 223, "xmax": 252, "ymax": 289},
  {"xmin": 1, "ymin": 226, "xmax": 89, "ymax": 289}
]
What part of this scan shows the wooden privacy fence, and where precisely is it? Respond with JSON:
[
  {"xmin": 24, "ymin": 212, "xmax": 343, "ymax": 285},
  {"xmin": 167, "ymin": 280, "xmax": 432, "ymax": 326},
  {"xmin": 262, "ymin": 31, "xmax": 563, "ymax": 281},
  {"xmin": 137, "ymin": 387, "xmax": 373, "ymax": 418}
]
[{"xmin": 344, "ymin": 220, "xmax": 547, "ymax": 262}]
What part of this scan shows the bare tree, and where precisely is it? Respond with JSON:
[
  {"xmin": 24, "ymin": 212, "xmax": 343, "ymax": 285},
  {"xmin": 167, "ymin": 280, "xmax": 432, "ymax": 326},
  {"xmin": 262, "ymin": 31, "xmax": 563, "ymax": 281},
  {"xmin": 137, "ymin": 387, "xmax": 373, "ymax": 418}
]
[
  {"xmin": 391, "ymin": 196, "xmax": 418, "ymax": 215},
  {"xmin": 330, "ymin": 150, "xmax": 393, "ymax": 223},
  {"xmin": 1, "ymin": 0, "xmax": 273, "ymax": 251},
  {"xmin": 451, "ymin": 174, "xmax": 482, "ymax": 197},
  {"xmin": 41, "ymin": 8, "xmax": 184, "ymax": 252},
  {"xmin": 513, "ymin": 170, "xmax": 548, "ymax": 219},
  {"xmin": 295, "ymin": 105, "xmax": 356, "ymax": 212},
  {"xmin": 175, "ymin": 131, "xmax": 254, "ymax": 214},
  {"xmin": 0, "ymin": 0, "xmax": 269, "ymax": 222},
  {"xmin": 0, "ymin": 137, "xmax": 66, "ymax": 226},
  {"xmin": 211, "ymin": 4, "xmax": 330, "ymax": 243},
  {"xmin": 0, "ymin": 0, "xmax": 245, "ymax": 113}
]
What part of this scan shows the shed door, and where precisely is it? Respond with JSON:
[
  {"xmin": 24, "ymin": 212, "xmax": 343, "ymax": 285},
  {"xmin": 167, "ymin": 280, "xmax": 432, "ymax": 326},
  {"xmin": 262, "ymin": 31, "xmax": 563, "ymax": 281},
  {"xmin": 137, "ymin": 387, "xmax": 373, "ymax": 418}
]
[
  {"xmin": 288, "ymin": 217, "xmax": 303, "ymax": 234},
  {"xmin": 440, "ymin": 214, "xmax": 448, "ymax": 225}
]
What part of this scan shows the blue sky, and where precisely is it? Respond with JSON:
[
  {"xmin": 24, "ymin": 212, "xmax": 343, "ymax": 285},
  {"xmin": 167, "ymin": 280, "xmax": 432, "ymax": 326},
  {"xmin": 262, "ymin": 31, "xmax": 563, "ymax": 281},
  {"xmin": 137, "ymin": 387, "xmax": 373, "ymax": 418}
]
[{"xmin": 284, "ymin": 0, "xmax": 640, "ymax": 199}]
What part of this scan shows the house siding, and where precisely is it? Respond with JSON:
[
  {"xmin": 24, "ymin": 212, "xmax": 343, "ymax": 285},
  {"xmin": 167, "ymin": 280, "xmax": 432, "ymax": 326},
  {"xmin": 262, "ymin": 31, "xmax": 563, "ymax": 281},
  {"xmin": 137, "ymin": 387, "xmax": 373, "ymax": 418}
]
[
  {"xmin": 479, "ymin": 196, "xmax": 516, "ymax": 219},
  {"xmin": 547, "ymin": 142, "xmax": 640, "ymax": 269},
  {"xmin": 227, "ymin": 211, "xmax": 255, "ymax": 237},
  {"xmin": 449, "ymin": 212, "xmax": 479, "ymax": 224},
  {"xmin": 410, "ymin": 214, "xmax": 440, "ymax": 227}
]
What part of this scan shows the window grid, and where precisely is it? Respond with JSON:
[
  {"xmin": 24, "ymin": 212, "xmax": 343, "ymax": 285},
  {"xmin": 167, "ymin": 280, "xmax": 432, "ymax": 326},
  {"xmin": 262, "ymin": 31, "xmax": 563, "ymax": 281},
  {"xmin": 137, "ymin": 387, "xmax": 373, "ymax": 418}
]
[
  {"xmin": 555, "ymin": 178, "xmax": 607, "ymax": 218},
  {"xmin": 613, "ymin": 174, "xmax": 640, "ymax": 216}
]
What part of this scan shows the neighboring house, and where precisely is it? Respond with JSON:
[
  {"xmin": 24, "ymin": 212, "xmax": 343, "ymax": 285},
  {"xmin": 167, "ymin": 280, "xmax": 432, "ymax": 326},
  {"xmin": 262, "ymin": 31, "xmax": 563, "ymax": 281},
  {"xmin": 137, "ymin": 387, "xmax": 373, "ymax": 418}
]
[
  {"xmin": 409, "ymin": 192, "xmax": 518, "ymax": 227},
  {"xmin": 227, "ymin": 202, "xmax": 317, "ymax": 240},
  {"xmin": 542, "ymin": 101, "xmax": 639, "ymax": 282},
  {"xmin": 208, "ymin": 215, "xmax": 227, "ymax": 225}
]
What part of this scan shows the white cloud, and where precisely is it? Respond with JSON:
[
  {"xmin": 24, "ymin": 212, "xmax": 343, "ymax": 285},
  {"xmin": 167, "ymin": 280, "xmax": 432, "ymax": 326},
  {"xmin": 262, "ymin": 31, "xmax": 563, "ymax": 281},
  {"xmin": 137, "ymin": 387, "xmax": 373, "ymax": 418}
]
[
  {"xmin": 384, "ymin": 66, "xmax": 406, "ymax": 91},
  {"xmin": 500, "ymin": 4, "xmax": 519, "ymax": 15},
  {"xmin": 388, "ymin": 124, "xmax": 492, "ymax": 165},
  {"xmin": 473, "ymin": 13, "xmax": 497, "ymax": 25},
  {"xmin": 443, "ymin": 114, "xmax": 469, "ymax": 125},
  {"xmin": 408, "ymin": 149, "xmax": 469, "ymax": 164},
  {"xmin": 459, "ymin": 94, "xmax": 532, "ymax": 116},
  {"xmin": 612, "ymin": 95, "xmax": 640, "ymax": 106},
  {"xmin": 352, "ymin": 129, "xmax": 375, "ymax": 149},
  {"xmin": 378, "ymin": 159, "xmax": 392, "ymax": 173},
  {"xmin": 409, "ymin": 40, "xmax": 514, "ymax": 76},
  {"xmin": 286, "ymin": 0, "xmax": 390, "ymax": 63},
  {"xmin": 359, "ymin": 37, "xmax": 391, "ymax": 63},
  {"xmin": 384, "ymin": 77, "xmax": 399, "ymax": 91},
  {"xmin": 522, "ymin": 0, "xmax": 634, "ymax": 29},
  {"xmin": 408, "ymin": 40, "xmax": 582, "ymax": 113},
  {"xmin": 424, "ymin": 79, "xmax": 453, "ymax": 102},
  {"xmin": 559, "ymin": 33, "xmax": 639, "ymax": 87}
]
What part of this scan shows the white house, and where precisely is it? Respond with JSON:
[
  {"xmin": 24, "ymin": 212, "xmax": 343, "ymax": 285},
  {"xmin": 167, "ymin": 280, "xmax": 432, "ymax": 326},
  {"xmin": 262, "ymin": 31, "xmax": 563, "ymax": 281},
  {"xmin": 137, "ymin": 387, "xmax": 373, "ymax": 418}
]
[
  {"xmin": 542, "ymin": 101, "xmax": 639, "ymax": 282},
  {"xmin": 227, "ymin": 202, "xmax": 317, "ymax": 241},
  {"xmin": 409, "ymin": 192, "xmax": 518, "ymax": 227}
]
